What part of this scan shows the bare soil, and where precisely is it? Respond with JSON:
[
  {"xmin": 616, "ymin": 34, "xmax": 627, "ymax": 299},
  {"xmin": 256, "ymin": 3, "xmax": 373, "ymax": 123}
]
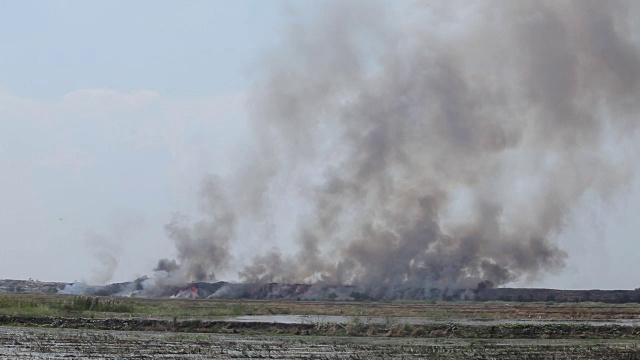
[{"xmin": 1, "ymin": 326, "xmax": 640, "ymax": 359}]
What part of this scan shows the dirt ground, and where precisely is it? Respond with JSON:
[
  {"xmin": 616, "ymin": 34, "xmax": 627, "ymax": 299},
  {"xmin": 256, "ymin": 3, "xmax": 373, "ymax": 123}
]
[{"xmin": 1, "ymin": 325, "xmax": 640, "ymax": 359}]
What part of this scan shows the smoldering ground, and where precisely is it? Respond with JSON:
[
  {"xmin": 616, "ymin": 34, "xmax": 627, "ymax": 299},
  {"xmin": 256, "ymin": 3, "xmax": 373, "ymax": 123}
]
[{"xmin": 156, "ymin": 1, "xmax": 640, "ymax": 290}]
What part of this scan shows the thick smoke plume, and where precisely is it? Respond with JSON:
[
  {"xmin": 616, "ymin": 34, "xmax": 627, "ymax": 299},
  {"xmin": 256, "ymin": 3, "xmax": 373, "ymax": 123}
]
[{"xmin": 159, "ymin": 1, "xmax": 640, "ymax": 289}]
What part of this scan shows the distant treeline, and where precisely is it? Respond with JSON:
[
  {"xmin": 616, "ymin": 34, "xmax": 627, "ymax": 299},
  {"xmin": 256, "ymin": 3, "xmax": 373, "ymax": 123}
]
[{"xmin": 475, "ymin": 288, "xmax": 640, "ymax": 303}]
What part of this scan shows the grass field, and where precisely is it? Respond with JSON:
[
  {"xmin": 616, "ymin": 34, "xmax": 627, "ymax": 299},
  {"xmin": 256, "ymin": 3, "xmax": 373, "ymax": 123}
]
[{"xmin": 2, "ymin": 293, "xmax": 640, "ymax": 320}]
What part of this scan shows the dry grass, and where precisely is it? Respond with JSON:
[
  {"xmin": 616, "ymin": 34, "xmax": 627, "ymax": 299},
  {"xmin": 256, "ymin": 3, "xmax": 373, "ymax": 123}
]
[{"xmin": 2, "ymin": 293, "xmax": 640, "ymax": 320}]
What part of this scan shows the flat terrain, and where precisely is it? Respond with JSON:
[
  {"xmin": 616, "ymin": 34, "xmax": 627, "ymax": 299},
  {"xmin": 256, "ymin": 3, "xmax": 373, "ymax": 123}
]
[
  {"xmin": 3, "ymin": 293, "xmax": 640, "ymax": 319},
  {"xmin": 1, "ymin": 293, "xmax": 640, "ymax": 358},
  {"xmin": 2, "ymin": 326, "xmax": 640, "ymax": 359}
]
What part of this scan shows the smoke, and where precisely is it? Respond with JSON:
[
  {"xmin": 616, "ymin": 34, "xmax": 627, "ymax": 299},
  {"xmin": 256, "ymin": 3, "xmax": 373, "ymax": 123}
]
[
  {"xmin": 86, "ymin": 231, "xmax": 119, "ymax": 285},
  {"xmin": 159, "ymin": 1, "xmax": 640, "ymax": 288},
  {"xmin": 154, "ymin": 258, "xmax": 180, "ymax": 273},
  {"xmin": 162, "ymin": 175, "xmax": 236, "ymax": 281},
  {"xmin": 86, "ymin": 214, "xmax": 148, "ymax": 285}
]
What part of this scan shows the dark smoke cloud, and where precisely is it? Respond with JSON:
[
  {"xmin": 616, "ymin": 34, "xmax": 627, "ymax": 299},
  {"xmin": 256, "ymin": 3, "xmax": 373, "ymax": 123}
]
[
  {"xmin": 160, "ymin": 0, "xmax": 640, "ymax": 288},
  {"xmin": 154, "ymin": 258, "xmax": 180, "ymax": 273}
]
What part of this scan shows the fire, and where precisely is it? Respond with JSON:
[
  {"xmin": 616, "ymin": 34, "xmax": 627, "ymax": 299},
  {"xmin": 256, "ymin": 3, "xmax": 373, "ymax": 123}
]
[{"xmin": 190, "ymin": 286, "xmax": 199, "ymax": 299}]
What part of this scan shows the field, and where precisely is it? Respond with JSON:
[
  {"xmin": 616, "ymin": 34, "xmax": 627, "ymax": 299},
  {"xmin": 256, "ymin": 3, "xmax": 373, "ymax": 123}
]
[
  {"xmin": 2, "ymin": 326, "xmax": 640, "ymax": 359},
  {"xmin": 1, "ymin": 293, "xmax": 640, "ymax": 359}
]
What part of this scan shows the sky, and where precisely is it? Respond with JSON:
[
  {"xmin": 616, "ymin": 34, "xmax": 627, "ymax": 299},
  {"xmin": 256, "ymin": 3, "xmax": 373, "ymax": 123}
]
[
  {"xmin": 0, "ymin": 0, "xmax": 284, "ymax": 284},
  {"xmin": 1, "ymin": 1, "xmax": 639, "ymax": 289}
]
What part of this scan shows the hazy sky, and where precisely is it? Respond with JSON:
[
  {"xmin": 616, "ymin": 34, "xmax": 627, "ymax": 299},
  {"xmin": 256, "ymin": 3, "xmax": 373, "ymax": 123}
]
[
  {"xmin": 0, "ymin": 0, "xmax": 283, "ymax": 283},
  {"xmin": 1, "ymin": 1, "xmax": 639, "ymax": 289}
]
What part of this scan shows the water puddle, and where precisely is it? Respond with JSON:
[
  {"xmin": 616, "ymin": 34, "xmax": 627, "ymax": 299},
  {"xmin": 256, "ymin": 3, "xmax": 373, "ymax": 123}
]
[{"xmin": 214, "ymin": 314, "xmax": 640, "ymax": 326}]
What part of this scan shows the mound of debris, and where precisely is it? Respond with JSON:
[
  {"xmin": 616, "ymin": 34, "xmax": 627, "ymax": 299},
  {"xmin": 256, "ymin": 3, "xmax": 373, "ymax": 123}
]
[
  {"xmin": 57, "ymin": 280, "xmax": 475, "ymax": 301},
  {"xmin": 55, "ymin": 280, "xmax": 640, "ymax": 303},
  {"xmin": 3, "ymin": 278, "xmax": 639, "ymax": 303},
  {"xmin": 0, "ymin": 279, "xmax": 68, "ymax": 294}
]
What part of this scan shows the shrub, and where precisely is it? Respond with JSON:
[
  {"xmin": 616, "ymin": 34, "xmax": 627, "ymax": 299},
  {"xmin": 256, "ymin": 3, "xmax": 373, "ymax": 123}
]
[{"xmin": 350, "ymin": 292, "xmax": 370, "ymax": 301}]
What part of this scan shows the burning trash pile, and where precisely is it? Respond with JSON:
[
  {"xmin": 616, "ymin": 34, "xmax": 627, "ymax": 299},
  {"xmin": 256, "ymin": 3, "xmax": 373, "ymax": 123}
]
[
  {"xmin": 3, "ymin": 278, "xmax": 639, "ymax": 303},
  {"xmin": 56, "ymin": 278, "xmax": 475, "ymax": 301},
  {"xmin": 47, "ymin": 279, "xmax": 640, "ymax": 303}
]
